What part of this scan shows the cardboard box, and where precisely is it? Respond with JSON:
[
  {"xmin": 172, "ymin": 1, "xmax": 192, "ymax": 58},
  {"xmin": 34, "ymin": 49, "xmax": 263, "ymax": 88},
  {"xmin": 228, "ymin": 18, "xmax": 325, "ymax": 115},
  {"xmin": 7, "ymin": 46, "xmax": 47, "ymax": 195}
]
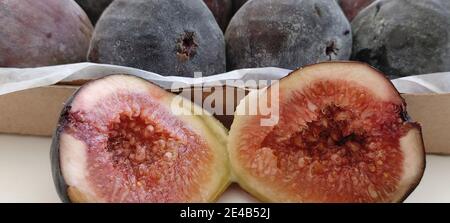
[
  {"xmin": 403, "ymin": 94, "xmax": 450, "ymax": 155},
  {"xmin": 0, "ymin": 85, "xmax": 448, "ymax": 154},
  {"xmin": 0, "ymin": 85, "xmax": 77, "ymax": 136}
]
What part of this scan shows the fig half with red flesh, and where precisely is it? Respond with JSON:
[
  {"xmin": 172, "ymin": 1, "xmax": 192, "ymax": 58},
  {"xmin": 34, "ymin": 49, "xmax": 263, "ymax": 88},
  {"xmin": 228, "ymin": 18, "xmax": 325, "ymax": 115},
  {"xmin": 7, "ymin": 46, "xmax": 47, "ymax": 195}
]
[
  {"xmin": 228, "ymin": 62, "xmax": 425, "ymax": 203},
  {"xmin": 51, "ymin": 75, "xmax": 230, "ymax": 203}
]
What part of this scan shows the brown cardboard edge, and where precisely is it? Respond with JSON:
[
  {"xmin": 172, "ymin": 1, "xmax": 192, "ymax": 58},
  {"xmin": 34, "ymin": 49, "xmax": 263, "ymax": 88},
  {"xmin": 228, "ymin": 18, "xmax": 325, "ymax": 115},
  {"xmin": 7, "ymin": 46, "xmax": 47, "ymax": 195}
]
[
  {"xmin": 402, "ymin": 93, "xmax": 450, "ymax": 155},
  {"xmin": 0, "ymin": 85, "xmax": 78, "ymax": 137}
]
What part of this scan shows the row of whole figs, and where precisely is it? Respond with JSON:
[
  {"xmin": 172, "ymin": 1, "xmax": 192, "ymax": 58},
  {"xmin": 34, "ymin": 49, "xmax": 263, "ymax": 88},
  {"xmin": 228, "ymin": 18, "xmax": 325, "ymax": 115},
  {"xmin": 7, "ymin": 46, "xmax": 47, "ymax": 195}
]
[{"xmin": 1, "ymin": 0, "xmax": 449, "ymax": 78}]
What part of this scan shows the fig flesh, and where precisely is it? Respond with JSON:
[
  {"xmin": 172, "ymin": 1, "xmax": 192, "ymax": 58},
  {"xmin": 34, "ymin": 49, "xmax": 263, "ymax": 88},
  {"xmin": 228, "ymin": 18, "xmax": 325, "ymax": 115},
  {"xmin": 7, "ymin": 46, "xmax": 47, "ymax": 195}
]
[
  {"xmin": 228, "ymin": 62, "xmax": 425, "ymax": 203},
  {"xmin": 51, "ymin": 75, "xmax": 230, "ymax": 203}
]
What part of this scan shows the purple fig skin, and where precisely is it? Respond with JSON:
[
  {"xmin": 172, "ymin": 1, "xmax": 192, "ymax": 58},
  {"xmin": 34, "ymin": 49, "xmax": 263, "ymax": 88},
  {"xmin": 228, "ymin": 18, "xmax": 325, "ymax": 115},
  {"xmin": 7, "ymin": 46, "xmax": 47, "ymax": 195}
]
[
  {"xmin": 0, "ymin": 0, "xmax": 93, "ymax": 68},
  {"xmin": 51, "ymin": 96, "xmax": 75, "ymax": 203},
  {"xmin": 89, "ymin": 0, "xmax": 226, "ymax": 77},
  {"xmin": 231, "ymin": 0, "xmax": 249, "ymax": 14},
  {"xmin": 352, "ymin": 0, "xmax": 450, "ymax": 77},
  {"xmin": 204, "ymin": 0, "xmax": 233, "ymax": 32},
  {"xmin": 75, "ymin": 0, "xmax": 114, "ymax": 24},
  {"xmin": 225, "ymin": 0, "xmax": 352, "ymax": 71},
  {"xmin": 337, "ymin": 0, "xmax": 375, "ymax": 21}
]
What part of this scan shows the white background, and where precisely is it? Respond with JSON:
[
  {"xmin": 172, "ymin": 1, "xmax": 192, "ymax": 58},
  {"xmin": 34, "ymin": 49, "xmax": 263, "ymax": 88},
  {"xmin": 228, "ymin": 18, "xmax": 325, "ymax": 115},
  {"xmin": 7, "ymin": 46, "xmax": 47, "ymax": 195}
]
[{"xmin": 0, "ymin": 134, "xmax": 449, "ymax": 203}]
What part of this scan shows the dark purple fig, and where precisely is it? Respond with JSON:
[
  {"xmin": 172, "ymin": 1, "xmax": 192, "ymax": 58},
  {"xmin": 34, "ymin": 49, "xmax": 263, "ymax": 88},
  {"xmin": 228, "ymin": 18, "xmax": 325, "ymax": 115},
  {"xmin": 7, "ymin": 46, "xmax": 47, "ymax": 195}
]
[
  {"xmin": 88, "ymin": 0, "xmax": 226, "ymax": 77},
  {"xmin": 352, "ymin": 0, "xmax": 450, "ymax": 77},
  {"xmin": 0, "ymin": 0, "xmax": 93, "ymax": 67},
  {"xmin": 225, "ymin": 0, "xmax": 352, "ymax": 71}
]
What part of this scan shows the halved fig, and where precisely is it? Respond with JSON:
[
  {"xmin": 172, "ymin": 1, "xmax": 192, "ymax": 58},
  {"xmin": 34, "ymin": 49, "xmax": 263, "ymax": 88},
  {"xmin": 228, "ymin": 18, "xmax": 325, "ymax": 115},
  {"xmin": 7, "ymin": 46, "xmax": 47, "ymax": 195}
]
[
  {"xmin": 229, "ymin": 62, "xmax": 426, "ymax": 203},
  {"xmin": 51, "ymin": 75, "xmax": 230, "ymax": 203}
]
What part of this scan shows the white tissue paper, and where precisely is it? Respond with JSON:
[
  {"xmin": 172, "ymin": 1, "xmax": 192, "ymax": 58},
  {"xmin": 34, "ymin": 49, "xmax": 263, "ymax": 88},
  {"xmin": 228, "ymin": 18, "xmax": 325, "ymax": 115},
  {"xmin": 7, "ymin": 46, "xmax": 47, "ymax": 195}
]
[{"xmin": 1, "ymin": 62, "xmax": 448, "ymax": 96}]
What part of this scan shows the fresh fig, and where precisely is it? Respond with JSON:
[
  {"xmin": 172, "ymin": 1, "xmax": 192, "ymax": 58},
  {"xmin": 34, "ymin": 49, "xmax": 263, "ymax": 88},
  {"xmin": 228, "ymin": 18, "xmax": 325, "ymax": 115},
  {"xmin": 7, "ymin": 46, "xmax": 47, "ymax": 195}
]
[
  {"xmin": 0, "ymin": 0, "xmax": 93, "ymax": 68},
  {"xmin": 337, "ymin": 0, "xmax": 375, "ymax": 21},
  {"xmin": 225, "ymin": 0, "xmax": 352, "ymax": 71},
  {"xmin": 75, "ymin": 0, "xmax": 114, "ymax": 24},
  {"xmin": 352, "ymin": 0, "xmax": 450, "ymax": 77},
  {"xmin": 51, "ymin": 75, "xmax": 230, "ymax": 203},
  {"xmin": 229, "ymin": 62, "xmax": 426, "ymax": 203},
  {"xmin": 203, "ymin": 0, "xmax": 233, "ymax": 32},
  {"xmin": 89, "ymin": 0, "xmax": 226, "ymax": 77}
]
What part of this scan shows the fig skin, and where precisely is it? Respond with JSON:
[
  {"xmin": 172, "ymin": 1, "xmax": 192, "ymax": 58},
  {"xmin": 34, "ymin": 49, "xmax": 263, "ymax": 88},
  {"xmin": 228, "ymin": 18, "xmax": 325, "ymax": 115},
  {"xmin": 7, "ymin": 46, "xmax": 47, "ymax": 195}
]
[
  {"xmin": 337, "ymin": 0, "xmax": 375, "ymax": 21},
  {"xmin": 231, "ymin": 0, "xmax": 249, "ymax": 14},
  {"xmin": 228, "ymin": 62, "xmax": 426, "ymax": 203},
  {"xmin": 203, "ymin": 0, "xmax": 233, "ymax": 32},
  {"xmin": 352, "ymin": 0, "xmax": 450, "ymax": 77},
  {"xmin": 0, "ymin": 0, "xmax": 93, "ymax": 68},
  {"xmin": 51, "ymin": 96, "xmax": 76, "ymax": 203},
  {"xmin": 51, "ymin": 75, "xmax": 230, "ymax": 203},
  {"xmin": 225, "ymin": 0, "xmax": 352, "ymax": 71},
  {"xmin": 75, "ymin": 0, "xmax": 114, "ymax": 24},
  {"xmin": 88, "ymin": 0, "xmax": 226, "ymax": 77}
]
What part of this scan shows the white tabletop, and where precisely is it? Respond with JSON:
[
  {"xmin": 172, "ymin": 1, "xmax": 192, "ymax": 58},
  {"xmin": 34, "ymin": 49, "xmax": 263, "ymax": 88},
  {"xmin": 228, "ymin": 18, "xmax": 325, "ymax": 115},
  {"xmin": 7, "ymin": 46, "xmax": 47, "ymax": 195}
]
[{"xmin": 0, "ymin": 134, "xmax": 448, "ymax": 203}]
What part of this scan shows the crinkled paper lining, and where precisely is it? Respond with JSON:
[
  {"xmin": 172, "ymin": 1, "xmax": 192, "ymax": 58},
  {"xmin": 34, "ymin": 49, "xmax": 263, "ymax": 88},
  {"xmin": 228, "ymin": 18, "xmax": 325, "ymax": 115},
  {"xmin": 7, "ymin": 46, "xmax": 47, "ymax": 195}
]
[{"xmin": 0, "ymin": 62, "xmax": 448, "ymax": 95}]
